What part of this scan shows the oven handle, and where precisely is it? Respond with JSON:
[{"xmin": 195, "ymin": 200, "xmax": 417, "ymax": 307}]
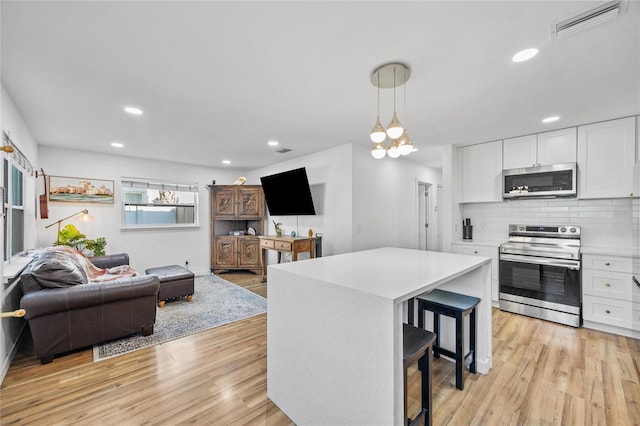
[{"xmin": 500, "ymin": 254, "xmax": 581, "ymax": 270}]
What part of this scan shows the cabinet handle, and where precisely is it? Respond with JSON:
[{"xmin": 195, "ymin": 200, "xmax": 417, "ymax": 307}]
[
  {"xmin": 604, "ymin": 262, "xmax": 610, "ymax": 266},
  {"xmin": 604, "ymin": 282, "xmax": 611, "ymax": 287},
  {"xmin": 605, "ymin": 310, "xmax": 611, "ymax": 314},
  {"xmin": 474, "ymin": 250, "xmax": 478, "ymax": 254},
  {"xmin": 630, "ymin": 193, "xmax": 634, "ymax": 197}
]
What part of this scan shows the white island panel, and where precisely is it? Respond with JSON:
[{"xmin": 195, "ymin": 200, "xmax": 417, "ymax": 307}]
[{"xmin": 267, "ymin": 269, "xmax": 397, "ymax": 425}]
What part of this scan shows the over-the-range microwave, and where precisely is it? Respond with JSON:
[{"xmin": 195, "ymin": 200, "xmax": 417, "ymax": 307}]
[{"xmin": 503, "ymin": 162, "xmax": 577, "ymax": 199}]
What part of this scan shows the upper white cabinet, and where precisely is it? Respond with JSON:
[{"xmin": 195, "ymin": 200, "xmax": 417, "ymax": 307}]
[
  {"xmin": 578, "ymin": 117, "xmax": 636, "ymax": 199},
  {"xmin": 503, "ymin": 128, "xmax": 577, "ymax": 169},
  {"xmin": 502, "ymin": 135, "xmax": 536, "ymax": 169},
  {"xmin": 459, "ymin": 140, "xmax": 503, "ymax": 203}
]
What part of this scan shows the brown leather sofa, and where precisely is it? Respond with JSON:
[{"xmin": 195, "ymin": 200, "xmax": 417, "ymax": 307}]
[{"xmin": 20, "ymin": 251, "xmax": 160, "ymax": 364}]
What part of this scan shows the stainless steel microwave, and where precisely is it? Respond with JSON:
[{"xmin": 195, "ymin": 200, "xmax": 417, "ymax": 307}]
[{"xmin": 503, "ymin": 163, "xmax": 577, "ymax": 199}]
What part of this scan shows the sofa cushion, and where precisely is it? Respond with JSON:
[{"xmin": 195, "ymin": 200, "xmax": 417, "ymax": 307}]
[{"xmin": 26, "ymin": 251, "xmax": 88, "ymax": 289}]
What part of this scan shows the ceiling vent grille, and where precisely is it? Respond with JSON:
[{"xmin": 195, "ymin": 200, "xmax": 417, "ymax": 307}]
[
  {"xmin": 551, "ymin": 0, "xmax": 627, "ymax": 39},
  {"xmin": 275, "ymin": 148, "xmax": 292, "ymax": 154}
]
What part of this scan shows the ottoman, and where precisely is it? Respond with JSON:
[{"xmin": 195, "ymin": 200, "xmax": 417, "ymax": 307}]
[{"xmin": 145, "ymin": 265, "xmax": 195, "ymax": 308}]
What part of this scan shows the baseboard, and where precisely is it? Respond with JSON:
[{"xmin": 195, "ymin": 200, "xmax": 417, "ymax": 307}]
[
  {"xmin": 583, "ymin": 320, "xmax": 640, "ymax": 339},
  {"xmin": 1, "ymin": 322, "xmax": 26, "ymax": 385}
]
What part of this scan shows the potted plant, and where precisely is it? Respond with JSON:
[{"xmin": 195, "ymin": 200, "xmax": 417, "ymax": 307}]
[{"xmin": 55, "ymin": 224, "xmax": 107, "ymax": 256}]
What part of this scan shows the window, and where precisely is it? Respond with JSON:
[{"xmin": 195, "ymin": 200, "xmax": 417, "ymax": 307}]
[
  {"xmin": 2, "ymin": 133, "xmax": 29, "ymax": 261},
  {"xmin": 121, "ymin": 177, "xmax": 199, "ymax": 228}
]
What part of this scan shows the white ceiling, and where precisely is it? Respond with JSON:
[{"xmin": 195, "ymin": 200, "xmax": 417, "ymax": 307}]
[{"xmin": 2, "ymin": 1, "xmax": 639, "ymax": 170}]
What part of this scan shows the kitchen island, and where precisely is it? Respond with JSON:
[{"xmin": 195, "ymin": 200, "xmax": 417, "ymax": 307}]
[{"xmin": 267, "ymin": 247, "xmax": 492, "ymax": 425}]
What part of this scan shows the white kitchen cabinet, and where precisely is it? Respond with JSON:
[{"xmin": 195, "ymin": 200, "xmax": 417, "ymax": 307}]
[
  {"xmin": 451, "ymin": 242, "xmax": 499, "ymax": 304},
  {"xmin": 502, "ymin": 135, "xmax": 536, "ymax": 169},
  {"xmin": 582, "ymin": 253, "xmax": 639, "ymax": 337},
  {"xmin": 503, "ymin": 128, "xmax": 577, "ymax": 169},
  {"xmin": 459, "ymin": 140, "xmax": 502, "ymax": 203},
  {"xmin": 578, "ymin": 117, "xmax": 636, "ymax": 199}
]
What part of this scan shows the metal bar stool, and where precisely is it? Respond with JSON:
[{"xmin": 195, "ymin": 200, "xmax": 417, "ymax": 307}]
[
  {"xmin": 416, "ymin": 289, "xmax": 480, "ymax": 391},
  {"xmin": 403, "ymin": 323, "xmax": 437, "ymax": 426}
]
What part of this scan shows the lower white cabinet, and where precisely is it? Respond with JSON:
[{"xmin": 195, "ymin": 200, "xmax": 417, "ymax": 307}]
[
  {"xmin": 451, "ymin": 242, "xmax": 499, "ymax": 303},
  {"xmin": 582, "ymin": 253, "xmax": 639, "ymax": 337}
]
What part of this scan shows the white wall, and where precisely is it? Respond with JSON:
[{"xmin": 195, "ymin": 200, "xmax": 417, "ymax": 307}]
[
  {"xmin": 351, "ymin": 143, "xmax": 441, "ymax": 252},
  {"xmin": 1, "ymin": 84, "xmax": 39, "ymax": 383},
  {"xmin": 37, "ymin": 146, "xmax": 247, "ymax": 275},
  {"xmin": 246, "ymin": 143, "xmax": 353, "ymax": 259},
  {"xmin": 441, "ymin": 144, "xmax": 461, "ymax": 252}
]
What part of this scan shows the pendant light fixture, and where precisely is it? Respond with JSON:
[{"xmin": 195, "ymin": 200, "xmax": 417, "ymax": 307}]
[
  {"xmin": 397, "ymin": 133, "xmax": 414, "ymax": 156},
  {"xmin": 369, "ymin": 63, "xmax": 412, "ymax": 159},
  {"xmin": 385, "ymin": 66, "xmax": 404, "ymax": 140}
]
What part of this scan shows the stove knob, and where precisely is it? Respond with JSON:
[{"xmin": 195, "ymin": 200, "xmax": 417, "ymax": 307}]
[
  {"xmin": 519, "ymin": 226, "xmax": 525, "ymax": 231},
  {"xmin": 570, "ymin": 228, "xmax": 576, "ymax": 233},
  {"xmin": 560, "ymin": 227, "xmax": 567, "ymax": 232}
]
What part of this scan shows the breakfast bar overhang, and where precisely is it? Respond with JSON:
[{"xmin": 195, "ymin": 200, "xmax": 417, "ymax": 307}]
[{"xmin": 267, "ymin": 247, "xmax": 492, "ymax": 425}]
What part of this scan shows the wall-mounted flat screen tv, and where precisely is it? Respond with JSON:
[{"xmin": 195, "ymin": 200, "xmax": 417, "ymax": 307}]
[{"xmin": 260, "ymin": 167, "xmax": 316, "ymax": 216}]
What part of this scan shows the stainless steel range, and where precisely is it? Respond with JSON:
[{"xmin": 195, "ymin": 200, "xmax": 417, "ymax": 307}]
[{"xmin": 499, "ymin": 224, "xmax": 581, "ymax": 327}]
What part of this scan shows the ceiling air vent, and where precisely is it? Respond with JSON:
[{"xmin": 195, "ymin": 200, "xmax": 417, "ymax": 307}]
[
  {"xmin": 275, "ymin": 148, "xmax": 292, "ymax": 154},
  {"xmin": 550, "ymin": 0, "xmax": 627, "ymax": 39}
]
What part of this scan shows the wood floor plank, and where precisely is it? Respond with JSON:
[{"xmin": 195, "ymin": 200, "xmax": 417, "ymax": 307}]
[{"xmin": 2, "ymin": 271, "xmax": 639, "ymax": 425}]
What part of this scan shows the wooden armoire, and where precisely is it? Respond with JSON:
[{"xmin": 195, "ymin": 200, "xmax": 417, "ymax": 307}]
[{"xmin": 209, "ymin": 185, "xmax": 265, "ymax": 275}]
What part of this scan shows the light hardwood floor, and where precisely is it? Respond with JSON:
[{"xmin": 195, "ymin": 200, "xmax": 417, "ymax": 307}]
[{"xmin": 1, "ymin": 271, "xmax": 639, "ymax": 425}]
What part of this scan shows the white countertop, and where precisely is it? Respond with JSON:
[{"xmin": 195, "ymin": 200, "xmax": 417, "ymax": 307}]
[
  {"xmin": 269, "ymin": 247, "xmax": 491, "ymax": 303},
  {"xmin": 452, "ymin": 239, "xmax": 503, "ymax": 248}
]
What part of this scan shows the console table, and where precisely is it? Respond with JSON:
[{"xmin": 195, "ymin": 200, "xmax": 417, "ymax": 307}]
[{"xmin": 258, "ymin": 235, "xmax": 315, "ymax": 282}]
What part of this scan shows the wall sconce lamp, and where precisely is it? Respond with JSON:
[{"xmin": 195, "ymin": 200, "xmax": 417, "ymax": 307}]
[{"xmin": 45, "ymin": 209, "xmax": 95, "ymax": 244}]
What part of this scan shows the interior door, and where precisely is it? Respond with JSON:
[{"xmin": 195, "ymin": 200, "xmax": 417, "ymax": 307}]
[{"xmin": 418, "ymin": 182, "xmax": 429, "ymax": 250}]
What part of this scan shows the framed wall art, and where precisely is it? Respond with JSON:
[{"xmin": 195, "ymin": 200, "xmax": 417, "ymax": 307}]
[{"xmin": 48, "ymin": 175, "xmax": 114, "ymax": 204}]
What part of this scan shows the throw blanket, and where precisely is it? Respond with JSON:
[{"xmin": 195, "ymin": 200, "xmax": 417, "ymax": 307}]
[{"xmin": 29, "ymin": 246, "xmax": 138, "ymax": 283}]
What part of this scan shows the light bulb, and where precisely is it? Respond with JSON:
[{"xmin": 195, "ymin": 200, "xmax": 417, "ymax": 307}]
[
  {"xmin": 398, "ymin": 134, "xmax": 413, "ymax": 156},
  {"xmin": 370, "ymin": 117, "xmax": 387, "ymax": 143},
  {"xmin": 371, "ymin": 142, "xmax": 387, "ymax": 159},
  {"xmin": 386, "ymin": 112, "xmax": 404, "ymax": 139},
  {"xmin": 387, "ymin": 140, "xmax": 401, "ymax": 158}
]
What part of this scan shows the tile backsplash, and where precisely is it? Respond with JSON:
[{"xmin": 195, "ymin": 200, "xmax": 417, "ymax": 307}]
[{"xmin": 462, "ymin": 198, "xmax": 634, "ymax": 248}]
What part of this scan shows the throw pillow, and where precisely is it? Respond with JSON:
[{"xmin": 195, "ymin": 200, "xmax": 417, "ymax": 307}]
[{"xmin": 29, "ymin": 251, "xmax": 88, "ymax": 288}]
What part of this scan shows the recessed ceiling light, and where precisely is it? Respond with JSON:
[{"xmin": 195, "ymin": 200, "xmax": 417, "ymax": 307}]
[
  {"xmin": 542, "ymin": 116, "xmax": 560, "ymax": 123},
  {"xmin": 268, "ymin": 140, "xmax": 279, "ymax": 146},
  {"xmin": 512, "ymin": 48, "xmax": 539, "ymax": 63},
  {"xmin": 222, "ymin": 160, "xmax": 231, "ymax": 165},
  {"xmin": 124, "ymin": 106, "xmax": 143, "ymax": 115},
  {"xmin": 111, "ymin": 142, "xmax": 124, "ymax": 148}
]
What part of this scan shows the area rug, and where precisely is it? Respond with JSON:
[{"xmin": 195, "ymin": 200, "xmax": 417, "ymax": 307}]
[{"xmin": 93, "ymin": 274, "xmax": 267, "ymax": 362}]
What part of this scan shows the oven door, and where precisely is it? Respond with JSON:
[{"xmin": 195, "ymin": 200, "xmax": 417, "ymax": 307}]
[{"xmin": 499, "ymin": 254, "xmax": 581, "ymax": 308}]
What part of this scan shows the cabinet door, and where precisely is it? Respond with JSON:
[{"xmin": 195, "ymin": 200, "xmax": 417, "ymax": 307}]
[
  {"xmin": 453, "ymin": 244, "xmax": 499, "ymax": 302},
  {"xmin": 213, "ymin": 236, "xmax": 237, "ymax": 268},
  {"xmin": 237, "ymin": 187, "xmax": 263, "ymax": 219},
  {"xmin": 537, "ymin": 127, "xmax": 577, "ymax": 166},
  {"xmin": 213, "ymin": 188, "xmax": 238, "ymax": 219},
  {"xmin": 578, "ymin": 117, "xmax": 636, "ymax": 198},
  {"xmin": 459, "ymin": 140, "xmax": 503, "ymax": 203},
  {"xmin": 503, "ymin": 135, "xmax": 537, "ymax": 169},
  {"xmin": 238, "ymin": 237, "xmax": 261, "ymax": 268}
]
